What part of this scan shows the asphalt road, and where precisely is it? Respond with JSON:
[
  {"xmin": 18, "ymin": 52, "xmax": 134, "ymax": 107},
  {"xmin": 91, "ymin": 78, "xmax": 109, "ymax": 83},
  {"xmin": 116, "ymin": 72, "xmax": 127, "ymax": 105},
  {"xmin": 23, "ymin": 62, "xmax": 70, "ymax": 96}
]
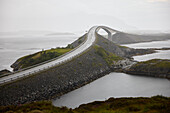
[{"xmin": 0, "ymin": 26, "xmax": 98, "ymax": 85}]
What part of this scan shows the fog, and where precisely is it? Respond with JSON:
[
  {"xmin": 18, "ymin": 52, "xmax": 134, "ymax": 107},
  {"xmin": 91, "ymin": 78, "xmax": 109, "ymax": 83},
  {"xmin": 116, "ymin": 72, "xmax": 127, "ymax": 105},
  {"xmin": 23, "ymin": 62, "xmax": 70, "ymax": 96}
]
[{"xmin": 0, "ymin": 0, "xmax": 170, "ymax": 33}]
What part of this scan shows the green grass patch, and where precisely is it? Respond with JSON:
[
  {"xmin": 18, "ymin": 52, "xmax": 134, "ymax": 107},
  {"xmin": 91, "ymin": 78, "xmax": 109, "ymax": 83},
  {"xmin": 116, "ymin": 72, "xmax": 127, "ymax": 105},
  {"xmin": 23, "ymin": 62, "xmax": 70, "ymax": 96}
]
[
  {"xmin": 134, "ymin": 59, "xmax": 170, "ymax": 69},
  {"xmin": 15, "ymin": 48, "xmax": 72, "ymax": 70},
  {"xmin": 128, "ymin": 59, "xmax": 170, "ymax": 76},
  {"xmin": 94, "ymin": 45, "xmax": 123, "ymax": 66},
  {"xmin": 117, "ymin": 45, "xmax": 129, "ymax": 49}
]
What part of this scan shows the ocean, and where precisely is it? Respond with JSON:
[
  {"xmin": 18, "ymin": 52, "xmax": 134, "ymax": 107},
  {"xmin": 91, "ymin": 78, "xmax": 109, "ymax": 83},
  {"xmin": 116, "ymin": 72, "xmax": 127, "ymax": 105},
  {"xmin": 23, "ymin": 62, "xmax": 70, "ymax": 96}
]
[{"xmin": 0, "ymin": 34, "xmax": 78, "ymax": 71}]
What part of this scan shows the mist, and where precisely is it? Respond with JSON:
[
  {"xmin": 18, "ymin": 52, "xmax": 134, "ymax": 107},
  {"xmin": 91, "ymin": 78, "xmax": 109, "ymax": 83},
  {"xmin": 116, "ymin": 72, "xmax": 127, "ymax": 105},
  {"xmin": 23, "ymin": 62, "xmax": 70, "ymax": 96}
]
[{"xmin": 0, "ymin": 0, "xmax": 170, "ymax": 33}]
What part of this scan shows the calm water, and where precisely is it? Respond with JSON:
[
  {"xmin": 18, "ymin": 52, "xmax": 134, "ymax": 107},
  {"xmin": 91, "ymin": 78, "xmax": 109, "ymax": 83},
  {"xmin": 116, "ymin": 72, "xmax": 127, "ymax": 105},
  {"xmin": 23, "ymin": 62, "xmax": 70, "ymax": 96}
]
[
  {"xmin": 123, "ymin": 40, "xmax": 170, "ymax": 61},
  {"xmin": 53, "ymin": 73, "xmax": 170, "ymax": 108},
  {"xmin": 53, "ymin": 40, "xmax": 170, "ymax": 108},
  {"xmin": 1, "ymin": 34, "xmax": 170, "ymax": 108},
  {"xmin": 122, "ymin": 40, "xmax": 170, "ymax": 49},
  {"xmin": 133, "ymin": 50, "xmax": 170, "ymax": 61},
  {"xmin": 0, "ymin": 35, "xmax": 78, "ymax": 71}
]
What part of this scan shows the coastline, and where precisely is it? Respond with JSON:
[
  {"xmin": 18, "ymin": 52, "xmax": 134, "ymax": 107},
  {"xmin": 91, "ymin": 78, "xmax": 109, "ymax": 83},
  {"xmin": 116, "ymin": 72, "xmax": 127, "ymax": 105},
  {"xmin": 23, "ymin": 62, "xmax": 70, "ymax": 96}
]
[
  {"xmin": 1, "ymin": 96, "xmax": 169, "ymax": 113},
  {"xmin": 0, "ymin": 33, "xmax": 170, "ymax": 106}
]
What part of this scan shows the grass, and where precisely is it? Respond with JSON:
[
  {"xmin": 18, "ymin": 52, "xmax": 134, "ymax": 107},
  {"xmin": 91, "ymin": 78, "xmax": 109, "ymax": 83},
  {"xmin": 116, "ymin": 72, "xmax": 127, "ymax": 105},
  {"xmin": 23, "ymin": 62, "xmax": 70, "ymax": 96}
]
[
  {"xmin": 117, "ymin": 45, "xmax": 129, "ymax": 49},
  {"xmin": 134, "ymin": 59, "xmax": 170, "ymax": 69},
  {"xmin": 94, "ymin": 45, "xmax": 123, "ymax": 66},
  {"xmin": 14, "ymin": 48, "xmax": 72, "ymax": 70},
  {"xmin": 144, "ymin": 59, "xmax": 170, "ymax": 67},
  {"xmin": 0, "ymin": 96, "xmax": 169, "ymax": 113},
  {"xmin": 128, "ymin": 59, "xmax": 170, "ymax": 76},
  {"xmin": 12, "ymin": 34, "xmax": 88, "ymax": 71}
]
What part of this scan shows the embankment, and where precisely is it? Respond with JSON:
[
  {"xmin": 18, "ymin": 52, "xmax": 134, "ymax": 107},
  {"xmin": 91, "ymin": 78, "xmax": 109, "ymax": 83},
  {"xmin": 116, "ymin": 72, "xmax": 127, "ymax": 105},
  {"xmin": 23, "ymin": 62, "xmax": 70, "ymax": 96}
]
[{"xmin": 0, "ymin": 33, "xmax": 155, "ymax": 106}]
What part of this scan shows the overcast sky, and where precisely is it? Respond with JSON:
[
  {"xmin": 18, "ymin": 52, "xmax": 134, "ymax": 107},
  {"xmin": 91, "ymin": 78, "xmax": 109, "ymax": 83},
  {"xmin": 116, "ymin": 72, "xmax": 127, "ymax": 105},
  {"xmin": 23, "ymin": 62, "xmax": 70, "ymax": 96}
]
[{"xmin": 0, "ymin": 0, "xmax": 170, "ymax": 32}]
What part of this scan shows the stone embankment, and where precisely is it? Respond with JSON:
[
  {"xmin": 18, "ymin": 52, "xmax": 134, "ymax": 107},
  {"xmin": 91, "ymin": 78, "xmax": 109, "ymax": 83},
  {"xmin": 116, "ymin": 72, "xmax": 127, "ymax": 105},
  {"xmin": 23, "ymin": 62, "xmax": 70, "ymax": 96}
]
[{"xmin": 0, "ymin": 33, "xmax": 156, "ymax": 106}]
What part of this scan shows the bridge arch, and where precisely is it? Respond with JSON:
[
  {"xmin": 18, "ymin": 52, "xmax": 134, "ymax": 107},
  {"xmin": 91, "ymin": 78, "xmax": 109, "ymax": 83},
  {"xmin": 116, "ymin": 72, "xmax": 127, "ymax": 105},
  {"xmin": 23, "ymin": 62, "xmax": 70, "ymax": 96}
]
[{"xmin": 96, "ymin": 26, "xmax": 119, "ymax": 41}]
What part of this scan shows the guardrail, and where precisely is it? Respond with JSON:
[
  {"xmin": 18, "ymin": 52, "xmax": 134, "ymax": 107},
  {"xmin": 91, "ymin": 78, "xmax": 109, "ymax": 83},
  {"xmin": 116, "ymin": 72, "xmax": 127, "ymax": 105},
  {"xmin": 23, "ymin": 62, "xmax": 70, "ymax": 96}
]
[
  {"xmin": 0, "ymin": 36, "xmax": 88, "ymax": 84},
  {"xmin": 1, "ymin": 34, "xmax": 88, "ymax": 78},
  {"xmin": 0, "ymin": 50, "xmax": 87, "ymax": 85},
  {"xmin": 0, "ymin": 27, "xmax": 97, "ymax": 85}
]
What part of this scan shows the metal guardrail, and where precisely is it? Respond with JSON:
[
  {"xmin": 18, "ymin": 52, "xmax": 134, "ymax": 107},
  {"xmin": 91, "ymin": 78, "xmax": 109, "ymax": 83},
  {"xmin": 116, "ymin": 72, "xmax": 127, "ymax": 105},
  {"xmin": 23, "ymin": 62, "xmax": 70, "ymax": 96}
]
[
  {"xmin": 0, "ymin": 27, "xmax": 97, "ymax": 85},
  {"xmin": 1, "ymin": 34, "xmax": 88, "ymax": 77},
  {"xmin": 0, "ymin": 51, "xmax": 86, "ymax": 84}
]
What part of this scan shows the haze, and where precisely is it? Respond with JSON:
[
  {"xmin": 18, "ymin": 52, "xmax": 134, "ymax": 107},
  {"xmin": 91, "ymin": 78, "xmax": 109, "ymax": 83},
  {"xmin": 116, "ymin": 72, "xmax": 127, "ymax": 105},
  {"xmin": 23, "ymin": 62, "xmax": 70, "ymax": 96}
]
[{"xmin": 0, "ymin": 0, "xmax": 170, "ymax": 33}]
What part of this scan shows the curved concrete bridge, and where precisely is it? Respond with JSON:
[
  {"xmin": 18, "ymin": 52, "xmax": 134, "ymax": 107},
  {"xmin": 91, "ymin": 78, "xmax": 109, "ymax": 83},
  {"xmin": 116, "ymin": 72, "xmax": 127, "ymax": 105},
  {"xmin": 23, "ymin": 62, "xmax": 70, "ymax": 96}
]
[
  {"xmin": 96, "ymin": 26, "xmax": 119, "ymax": 41},
  {"xmin": 0, "ymin": 26, "xmax": 118, "ymax": 85}
]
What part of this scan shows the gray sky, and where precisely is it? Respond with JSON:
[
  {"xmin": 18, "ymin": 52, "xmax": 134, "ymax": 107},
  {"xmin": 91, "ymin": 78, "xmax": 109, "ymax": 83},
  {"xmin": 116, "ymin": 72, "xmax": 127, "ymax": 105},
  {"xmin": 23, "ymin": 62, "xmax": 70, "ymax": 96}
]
[{"xmin": 0, "ymin": 0, "xmax": 170, "ymax": 32}]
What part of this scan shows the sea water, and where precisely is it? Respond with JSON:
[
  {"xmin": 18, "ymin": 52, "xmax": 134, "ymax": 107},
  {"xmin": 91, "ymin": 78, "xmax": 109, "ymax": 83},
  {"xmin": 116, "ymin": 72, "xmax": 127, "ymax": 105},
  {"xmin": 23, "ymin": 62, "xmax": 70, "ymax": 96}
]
[{"xmin": 0, "ymin": 34, "xmax": 78, "ymax": 71}]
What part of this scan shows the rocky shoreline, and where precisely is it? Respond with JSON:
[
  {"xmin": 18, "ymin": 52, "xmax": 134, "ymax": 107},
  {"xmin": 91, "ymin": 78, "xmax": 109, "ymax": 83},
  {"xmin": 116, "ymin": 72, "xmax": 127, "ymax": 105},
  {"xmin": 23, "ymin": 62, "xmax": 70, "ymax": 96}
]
[
  {"xmin": 124, "ymin": 59, "xmax": 170, "ymax": 78},
  {"xmin": 0, "ymin": 33, "xmax": 168, "ymax": 106},
  {"xmin": 0, "ymin": 45, "xmax": 112, "ymax": 105}
]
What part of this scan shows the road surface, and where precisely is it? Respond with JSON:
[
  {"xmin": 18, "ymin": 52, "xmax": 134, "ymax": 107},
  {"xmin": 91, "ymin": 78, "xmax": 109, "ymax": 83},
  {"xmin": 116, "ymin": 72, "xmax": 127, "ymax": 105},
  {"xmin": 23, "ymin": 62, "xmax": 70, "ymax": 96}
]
[{"xmin": 0, "ymin": 26, "xmax": 98, "ymax": 85}]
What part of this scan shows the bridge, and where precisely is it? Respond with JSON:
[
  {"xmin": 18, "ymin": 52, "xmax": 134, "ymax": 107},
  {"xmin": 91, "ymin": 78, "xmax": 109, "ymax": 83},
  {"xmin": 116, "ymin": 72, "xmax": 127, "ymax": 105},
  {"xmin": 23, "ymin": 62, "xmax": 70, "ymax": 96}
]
[
  {"xmin": 0, "ymin": 26, "xmax": 119, "ymax": 85},
  {"xmin": 96, "ymin": 26, "xmax": 119, "ymax": 41}
]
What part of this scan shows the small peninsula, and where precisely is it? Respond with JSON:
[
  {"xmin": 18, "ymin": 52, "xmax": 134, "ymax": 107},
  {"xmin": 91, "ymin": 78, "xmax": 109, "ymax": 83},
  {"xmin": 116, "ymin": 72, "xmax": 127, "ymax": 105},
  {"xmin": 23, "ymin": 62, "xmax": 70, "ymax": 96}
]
[{"xmin": 125, "ymin": 59, "xmax": 170, "ymax": 78}]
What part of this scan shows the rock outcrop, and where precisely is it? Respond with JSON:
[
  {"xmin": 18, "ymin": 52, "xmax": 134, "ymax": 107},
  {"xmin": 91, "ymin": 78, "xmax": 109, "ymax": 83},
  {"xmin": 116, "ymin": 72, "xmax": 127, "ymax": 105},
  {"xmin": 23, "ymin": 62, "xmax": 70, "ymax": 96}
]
[{"xmin": 125, "ymin": 59, "xmax": 170, "ymax": 78}]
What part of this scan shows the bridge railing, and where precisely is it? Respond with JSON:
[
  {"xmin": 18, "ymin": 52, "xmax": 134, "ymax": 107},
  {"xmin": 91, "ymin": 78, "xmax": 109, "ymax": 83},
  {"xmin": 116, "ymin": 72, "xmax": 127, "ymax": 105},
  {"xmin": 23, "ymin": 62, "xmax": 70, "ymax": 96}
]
[
  {"xmin": 0, "ymin": 33, "xmax": 94, "ymax": 85},
  {"xmin": 0, "ymin": 26, "xmax": 99, "ymax": 85},
  {"xmin": 1, "ymin": 34, "xmax": 88, "ymax": 78},
  {"xmin": 0, "ymin": 43, "xmax": 94, "ymax": 85},
  {"xmin": 0, "ymin": 53, "xmax": 71, "ymax": 83}
]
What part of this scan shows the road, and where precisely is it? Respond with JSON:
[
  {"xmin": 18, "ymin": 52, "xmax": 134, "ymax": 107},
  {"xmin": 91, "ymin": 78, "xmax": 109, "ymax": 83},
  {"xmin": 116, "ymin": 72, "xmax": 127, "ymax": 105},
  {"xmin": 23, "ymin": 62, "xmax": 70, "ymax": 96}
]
[{"xmin": 0, "ymin": 26, "xmax": 98, "ymax": 85}]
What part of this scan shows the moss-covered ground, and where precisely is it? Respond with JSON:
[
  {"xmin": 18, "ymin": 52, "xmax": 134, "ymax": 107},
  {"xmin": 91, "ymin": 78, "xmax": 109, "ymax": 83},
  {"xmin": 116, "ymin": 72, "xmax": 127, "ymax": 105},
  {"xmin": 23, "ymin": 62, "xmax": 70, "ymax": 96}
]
[
  {"xmin": 129, "ymin": 59, "xmax": 170, "ymax": 73},
  {"xmin": 136, "ymin": 59, "xmax": 170, "ymax": 68},
  {"xmin": 126, "ymin": 59, "xmax": 170, "ymax": 78},
  {"xmin": 13, "ymin": 48, "xmax": 72, "ymax": 70},
  {"xmin": 94, "ymin": 45, "xmax": 123, "ymax": 66},
  {"xmin": 0, "ymin": 96, "xmax": 169, "ymax": 113}
]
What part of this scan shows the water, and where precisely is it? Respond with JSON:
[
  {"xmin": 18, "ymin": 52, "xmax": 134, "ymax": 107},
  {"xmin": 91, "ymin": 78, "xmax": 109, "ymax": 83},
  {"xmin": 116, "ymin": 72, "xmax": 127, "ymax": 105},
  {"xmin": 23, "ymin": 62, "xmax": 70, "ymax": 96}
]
[
  {"xmin": 53, "ymin": 73, "xmax": 170, "ymax": 108},
  {"xmin": 0, "ymin": 34, "xmax": 78, "ymax": 71},
  {"xmin": 53, "ymin": 40, "xmax": 170, "ymax": 108},
  {"xmin": 133, "ymin": 50, "xmax": 170, "ymax": 61},
  {"xmin": 1, "ymin": 34, "xmax": 170, "ymax": 108},
  {"xmin": 123, "ymin": 40, "xmax": 170, "ymax": 61},
  {"xmin": 122, "ymin": 40, "xmax": 170, "ymax": 49}
]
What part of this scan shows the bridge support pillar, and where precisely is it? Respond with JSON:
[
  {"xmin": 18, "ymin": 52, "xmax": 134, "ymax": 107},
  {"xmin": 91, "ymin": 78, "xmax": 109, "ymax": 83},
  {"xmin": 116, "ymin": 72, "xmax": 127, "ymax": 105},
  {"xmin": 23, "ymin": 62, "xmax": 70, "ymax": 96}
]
[{"xmin": 108, "ymin": 32, "xmax": 112, "ymax": 41}]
